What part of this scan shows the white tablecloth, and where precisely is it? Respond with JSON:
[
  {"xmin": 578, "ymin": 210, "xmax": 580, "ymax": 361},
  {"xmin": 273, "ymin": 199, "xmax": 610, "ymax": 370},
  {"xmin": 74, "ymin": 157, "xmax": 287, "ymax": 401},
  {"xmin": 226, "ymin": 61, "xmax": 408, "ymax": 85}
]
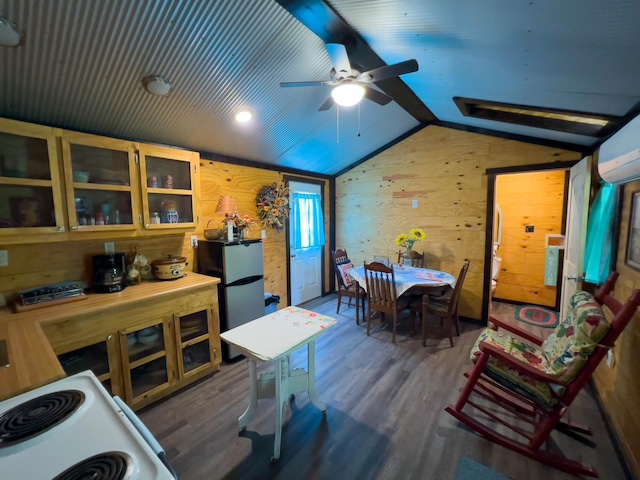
[
  {"xmin": 220, "ymin": 306, "xmax": 337, "ymax": 361},
  {"xmin": 350, "ymin": 265, "xmax": 456, "ymax": 297}
]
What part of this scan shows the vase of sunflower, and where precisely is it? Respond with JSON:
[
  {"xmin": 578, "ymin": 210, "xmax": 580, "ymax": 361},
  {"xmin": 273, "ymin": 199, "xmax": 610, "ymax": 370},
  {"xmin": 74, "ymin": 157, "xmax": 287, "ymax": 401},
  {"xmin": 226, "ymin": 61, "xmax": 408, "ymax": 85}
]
[{"xmin": 394, "ymin": 228, "xmax": 426, "ymax": 261}]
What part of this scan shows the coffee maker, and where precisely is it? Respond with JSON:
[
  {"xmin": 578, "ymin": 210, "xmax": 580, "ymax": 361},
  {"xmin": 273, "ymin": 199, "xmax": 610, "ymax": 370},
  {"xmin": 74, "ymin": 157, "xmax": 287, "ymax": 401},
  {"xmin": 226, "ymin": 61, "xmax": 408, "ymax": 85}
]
[{"xmin": 92, "ymin": 253, "xmax": 127, "ymax": 293}]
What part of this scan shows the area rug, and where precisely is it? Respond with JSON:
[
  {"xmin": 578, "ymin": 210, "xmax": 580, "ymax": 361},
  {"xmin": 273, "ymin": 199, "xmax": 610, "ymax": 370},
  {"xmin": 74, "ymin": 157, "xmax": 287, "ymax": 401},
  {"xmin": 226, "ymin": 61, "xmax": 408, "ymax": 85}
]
[
  {"xmin": 515, "ymin": 305, "xmax": 559, "ymax": 328},
  {"xmin": 455, "ymin": 457, "xmax": 510, "ymax": 480}
]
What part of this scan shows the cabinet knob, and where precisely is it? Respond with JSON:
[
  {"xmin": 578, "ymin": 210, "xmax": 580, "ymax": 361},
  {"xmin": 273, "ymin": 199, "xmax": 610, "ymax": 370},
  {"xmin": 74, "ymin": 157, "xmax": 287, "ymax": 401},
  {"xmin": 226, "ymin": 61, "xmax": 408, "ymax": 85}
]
[
  {"xmin": 145, "ymin": 224, "xmax": 150, "ymax": 228},
  {"xmin": 107, "ymin": 335, "xmax": 113, "ymax": 341},
  {"xmin": 70, "ymin": 226, "xmax": 78, "ymax": 230},
  {"xmin": 58, "ymin": 226, "xmax": 65, "ymax": 232}
]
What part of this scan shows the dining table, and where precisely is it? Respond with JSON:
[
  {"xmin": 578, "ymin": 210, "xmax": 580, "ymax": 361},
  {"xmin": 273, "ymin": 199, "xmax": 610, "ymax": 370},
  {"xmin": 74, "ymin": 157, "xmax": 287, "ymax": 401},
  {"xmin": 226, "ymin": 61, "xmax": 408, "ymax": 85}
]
[{"xmin": 349, "ymin": 264, "xmax": 457, "ymax": 343}]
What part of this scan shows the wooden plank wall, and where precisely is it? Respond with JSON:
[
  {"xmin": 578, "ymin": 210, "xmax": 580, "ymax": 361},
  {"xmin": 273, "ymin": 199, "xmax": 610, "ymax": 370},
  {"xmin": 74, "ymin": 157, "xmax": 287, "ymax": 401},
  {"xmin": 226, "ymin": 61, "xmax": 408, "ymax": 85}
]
[
  {"xmin": 494, "ymin": 171, "xmax": 565, "ymax": 307},
  {"xmin": 594, "ymin": 179, "xmax": 640, "ymax": 477},
  {"xmin": 0, "ymin": 157, "xmax": 330, "ymax": 309},
  {"xmin": 197, "ymin": 158, "xmax": 331, "ymax": 305},
  {"xmin": 335, "ymin": 125, "xmax": 581, "ymax": 320}
]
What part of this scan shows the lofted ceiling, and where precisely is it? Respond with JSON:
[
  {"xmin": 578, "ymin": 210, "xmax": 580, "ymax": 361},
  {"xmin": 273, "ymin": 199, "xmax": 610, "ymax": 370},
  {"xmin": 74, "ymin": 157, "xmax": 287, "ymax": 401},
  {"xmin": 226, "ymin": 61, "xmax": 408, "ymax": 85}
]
[{"xmin": 1, "ymin": 0, "xmax": 640, "ymax": 176}]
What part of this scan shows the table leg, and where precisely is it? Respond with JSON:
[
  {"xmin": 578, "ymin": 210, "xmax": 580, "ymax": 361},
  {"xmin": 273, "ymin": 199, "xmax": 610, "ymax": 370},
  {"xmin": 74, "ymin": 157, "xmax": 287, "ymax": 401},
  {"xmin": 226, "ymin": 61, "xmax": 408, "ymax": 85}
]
[
  {"xmin": 238, "ymin": 359, "xmax": 258, "ymax": 431},
  {"xmin": 272, "ymin": 355, "xmax": 288, "ymax": 461},
  {"xmin": 306, "ymin": 341, "xmax": 326, "ymax": 412},
  {"xmin": 421, "ymin": 294, "xmax": 429, "ymax": 347}
]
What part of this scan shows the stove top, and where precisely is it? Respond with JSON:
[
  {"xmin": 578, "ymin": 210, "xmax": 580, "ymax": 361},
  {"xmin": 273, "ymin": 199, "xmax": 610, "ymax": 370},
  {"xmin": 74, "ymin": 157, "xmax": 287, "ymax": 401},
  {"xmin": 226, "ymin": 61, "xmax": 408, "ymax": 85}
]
[{"xmin": 0, "ymin": 371, "xmax": 173, "ymax": 479}]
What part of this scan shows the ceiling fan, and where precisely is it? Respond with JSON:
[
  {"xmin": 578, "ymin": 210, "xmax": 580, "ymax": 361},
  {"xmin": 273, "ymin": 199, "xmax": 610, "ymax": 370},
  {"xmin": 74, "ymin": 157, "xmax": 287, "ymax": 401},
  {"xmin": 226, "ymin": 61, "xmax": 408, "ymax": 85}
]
[{"xmin": 280, "ymin": 43, "xmax": 419, "ymax": 111}]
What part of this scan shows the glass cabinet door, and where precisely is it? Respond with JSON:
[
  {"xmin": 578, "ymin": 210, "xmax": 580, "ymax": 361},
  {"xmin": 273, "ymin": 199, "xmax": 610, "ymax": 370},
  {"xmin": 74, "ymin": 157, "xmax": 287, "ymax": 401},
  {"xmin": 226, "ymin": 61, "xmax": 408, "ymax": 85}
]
[
  {"xmin": 120, "ymin": 320, "xmax": 172, "ymax": 405},
  {"xmin": 56, "ymin": 334, "xmax": 120, "ymax": 396},
  {"xmin": 138, "ymin": 144, "xmax": 198, "ymax": 230},
  {"xmin": 0, "ymin": 119, "xmax": 65, "ymax": 235},
  {"xmin": 60, "ymin": 131, "xmax": 139, "ymax": 232},
  {"xmin": 175, "ymin": 309, "xmax": 217, "ymax": 378}
]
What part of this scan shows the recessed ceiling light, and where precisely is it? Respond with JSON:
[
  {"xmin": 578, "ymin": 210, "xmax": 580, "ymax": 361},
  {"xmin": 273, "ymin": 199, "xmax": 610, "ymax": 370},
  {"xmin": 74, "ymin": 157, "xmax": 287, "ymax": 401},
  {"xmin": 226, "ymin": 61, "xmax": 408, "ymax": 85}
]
[
  {"xmin": 235, "ymin": 110, "xmax": 252, "ymax": 123},
  {"xmin": 0, "ymin": 16, "xmax": 23, "ymax": 47},
  {"xmin": 142, "ymin": 76, "xmax": 172, "ymax": 96}
]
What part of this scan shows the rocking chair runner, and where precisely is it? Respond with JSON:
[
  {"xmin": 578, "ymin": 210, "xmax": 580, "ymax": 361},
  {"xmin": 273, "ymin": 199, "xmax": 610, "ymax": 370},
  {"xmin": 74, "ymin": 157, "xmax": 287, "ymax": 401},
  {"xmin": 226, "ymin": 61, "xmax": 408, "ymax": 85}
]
[{"xmin": 445, "ymin": 272, "xmax": 640, "ymax": 478}]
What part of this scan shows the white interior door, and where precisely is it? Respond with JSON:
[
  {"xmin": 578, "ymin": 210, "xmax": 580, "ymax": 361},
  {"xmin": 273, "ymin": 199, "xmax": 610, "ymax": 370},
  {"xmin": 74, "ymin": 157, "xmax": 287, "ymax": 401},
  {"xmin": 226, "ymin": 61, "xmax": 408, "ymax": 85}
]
[
  {"xmin": 560, "ymin": 156, "xmax": 591, "ymax": 317},
  {"xmin": 289, "ymin": 181, "xmax": 323, "ymax": 305}
]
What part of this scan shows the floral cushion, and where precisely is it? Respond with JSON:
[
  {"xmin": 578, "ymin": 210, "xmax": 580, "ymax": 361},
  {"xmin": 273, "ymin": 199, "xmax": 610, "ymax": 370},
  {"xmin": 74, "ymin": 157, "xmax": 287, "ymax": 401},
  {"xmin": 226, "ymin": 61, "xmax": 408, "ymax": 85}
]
[
  {"xmin": 471, "ymin": 328, "xmax": 557, "ymax": 406},
  {"xmin": 336, "ymin": 262, "xmax": 355, "ymax": 288},
  {"xmin": 469, "ymin": 291, "xmax": 609, "ymax": 407}
]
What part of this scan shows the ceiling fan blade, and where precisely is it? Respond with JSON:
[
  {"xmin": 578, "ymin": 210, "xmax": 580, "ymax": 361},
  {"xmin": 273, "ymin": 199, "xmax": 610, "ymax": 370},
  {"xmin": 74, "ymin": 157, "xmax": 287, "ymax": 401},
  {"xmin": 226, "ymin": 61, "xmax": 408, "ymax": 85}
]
[
  {"xmin": 360, "ymin": 59, "xmax": 419, "ymax": 83},
  {"xmin": 363, "ymin": 86, "xmax": 393, "ymax": 106},
  {"xmin": 280, "ymin": 80, "xmax": 333, "ymax": 88},
  {"xmin": 325, "ymin": 43, "xmax": 352, "ymax": 77},
  {"xmin": 318, "ymin": 96, "xmax": 335, "ymax": 111}
]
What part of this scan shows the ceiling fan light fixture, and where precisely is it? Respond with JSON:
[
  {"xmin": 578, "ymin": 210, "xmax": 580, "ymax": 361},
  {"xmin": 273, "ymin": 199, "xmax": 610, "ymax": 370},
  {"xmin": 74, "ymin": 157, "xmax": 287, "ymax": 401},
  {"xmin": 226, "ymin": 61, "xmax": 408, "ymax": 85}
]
[
  {"xmin": 142, "ymin": 76, "xmax": 172, "ymax": 96},
  {"xmin": 0, "ymin": 16, "xmax": 23, "ymax": 47},
  {"xmin": 235, "ymin": 109, "xmax": 253, "ymax": 123},
  {"xmin": 331, "ymin": 83, "xmax": 365, "ymax": 107}
]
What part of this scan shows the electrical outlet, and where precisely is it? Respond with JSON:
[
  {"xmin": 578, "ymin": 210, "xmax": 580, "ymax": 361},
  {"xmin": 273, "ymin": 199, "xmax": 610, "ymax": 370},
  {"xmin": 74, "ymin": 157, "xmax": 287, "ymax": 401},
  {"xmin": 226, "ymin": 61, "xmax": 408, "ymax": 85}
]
[
  {"xmin": 191, "ymin": 235, "xmax": 198, "ymax": 247},
  {"xmin": 412, "ymin": 199, "xmax": 418, "ymax": 208},
  {"xmin": 261, "ymin": 229, "xmax": 267, "ymax": 239},
  {"xmin": 104, "ymin": 242, "xmax": 115, "ymax": 255},
  {"xmin": 0, "ymin": 250, "xmax": 8, "ymax": 267},
  {"xmin": 525, "ymin": 225, "xmax": 534, "ymax": 233}
]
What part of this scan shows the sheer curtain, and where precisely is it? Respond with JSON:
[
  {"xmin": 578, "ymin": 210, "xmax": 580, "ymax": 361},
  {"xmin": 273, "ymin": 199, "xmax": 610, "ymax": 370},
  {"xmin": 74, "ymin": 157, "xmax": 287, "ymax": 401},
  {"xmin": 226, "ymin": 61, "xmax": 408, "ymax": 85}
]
[{"xmin": 291, "ymin": 192, "xmax": 325, "ymax": 249}]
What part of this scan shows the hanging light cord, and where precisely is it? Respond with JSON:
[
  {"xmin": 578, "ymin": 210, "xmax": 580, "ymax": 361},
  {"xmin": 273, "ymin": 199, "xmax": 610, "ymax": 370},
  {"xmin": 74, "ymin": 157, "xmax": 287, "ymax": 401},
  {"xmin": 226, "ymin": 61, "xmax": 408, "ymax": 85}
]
[{"xmin": 336, "ymin": 105, "xmax": 340, "ymax": 143}]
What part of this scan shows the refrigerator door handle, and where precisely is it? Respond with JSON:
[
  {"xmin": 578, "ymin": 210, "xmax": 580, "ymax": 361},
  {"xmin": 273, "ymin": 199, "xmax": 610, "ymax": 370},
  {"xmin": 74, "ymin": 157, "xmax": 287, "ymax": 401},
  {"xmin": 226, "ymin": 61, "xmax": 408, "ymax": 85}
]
[{"xmin": 226, "ymin": 275, "xmax": 264, "ymax": 288}]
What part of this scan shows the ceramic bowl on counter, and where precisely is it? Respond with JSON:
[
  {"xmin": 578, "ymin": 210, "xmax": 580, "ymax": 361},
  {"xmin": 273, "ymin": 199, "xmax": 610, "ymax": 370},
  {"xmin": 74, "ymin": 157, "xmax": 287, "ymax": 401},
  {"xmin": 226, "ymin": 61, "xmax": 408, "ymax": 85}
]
[
  {"xmin": 151, "ymin": 254, "xmax": 188, "ymax": 280},
  {"xmin": 137, "ymin": 327, "xmax": 161, "ymax": 345}
]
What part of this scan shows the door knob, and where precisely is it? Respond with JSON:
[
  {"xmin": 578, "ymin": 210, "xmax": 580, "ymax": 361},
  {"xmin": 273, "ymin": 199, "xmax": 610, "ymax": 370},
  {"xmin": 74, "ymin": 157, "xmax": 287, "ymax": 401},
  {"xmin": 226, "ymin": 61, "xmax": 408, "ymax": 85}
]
[
  {"xmin": 290, "ymin": 254, "xmax": 296, "ymax": 258},
  {"xmin": 566, "ymin": 274, "xmax": 584, "ymax": 281}
]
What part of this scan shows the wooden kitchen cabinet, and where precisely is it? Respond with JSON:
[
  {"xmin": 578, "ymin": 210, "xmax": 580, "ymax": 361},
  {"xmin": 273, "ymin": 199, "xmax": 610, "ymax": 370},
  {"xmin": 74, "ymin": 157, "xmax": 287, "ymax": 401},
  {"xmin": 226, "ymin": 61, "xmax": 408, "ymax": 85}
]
[
  {"xmin": 0, "ymin": 116, "xmax": 201, "ymax": 243},
  {"xmin": 38, "ymin": 274, "xmax": 221, "ymax": 410},
  {"xmin": 137, "ymin": 143, "xmax": 200, "ymax": 231},
  {"xmin": 0, "ymin": 118, "xmax": 66, "ymax": 236},
  {"xmin": 60, "ymin": 130, "xmax": 140, "ymax": 233}
]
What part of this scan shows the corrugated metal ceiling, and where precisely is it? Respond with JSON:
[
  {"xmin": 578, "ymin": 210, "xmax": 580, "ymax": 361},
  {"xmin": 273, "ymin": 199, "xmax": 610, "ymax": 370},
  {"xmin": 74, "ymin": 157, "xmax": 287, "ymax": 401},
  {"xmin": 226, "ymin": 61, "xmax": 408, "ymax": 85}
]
[{"xmin": 1, "ymin": 0, "xmax": 640, "ymax": 175}]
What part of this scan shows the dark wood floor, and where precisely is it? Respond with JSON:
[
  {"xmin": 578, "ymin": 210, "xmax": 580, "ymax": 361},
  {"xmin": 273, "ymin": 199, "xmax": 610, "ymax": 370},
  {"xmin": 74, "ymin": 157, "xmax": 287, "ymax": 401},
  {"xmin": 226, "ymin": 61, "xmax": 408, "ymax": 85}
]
[{"xmin": 139, "ymin": 295, "xmax": 630, "ymax": 480}]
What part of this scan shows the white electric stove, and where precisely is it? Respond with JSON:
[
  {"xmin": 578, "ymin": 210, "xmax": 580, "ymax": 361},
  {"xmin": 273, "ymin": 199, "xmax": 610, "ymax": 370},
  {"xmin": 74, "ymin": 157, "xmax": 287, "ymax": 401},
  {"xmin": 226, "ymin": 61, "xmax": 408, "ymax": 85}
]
[{"xmin": 0, "ymin": 370, "xmax": 175, "ymax": 479}]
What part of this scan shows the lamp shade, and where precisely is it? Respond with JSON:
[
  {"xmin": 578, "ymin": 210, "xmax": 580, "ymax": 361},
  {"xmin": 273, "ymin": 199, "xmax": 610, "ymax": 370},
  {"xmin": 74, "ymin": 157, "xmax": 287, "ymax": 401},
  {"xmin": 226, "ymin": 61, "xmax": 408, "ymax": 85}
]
[
  {"xmin": 331, "ymin": 83, "xmax": 365, "ymax": 107},
  {"xmin": 215, "ymin": 195, "xmax": 238, "ymax": 215}
]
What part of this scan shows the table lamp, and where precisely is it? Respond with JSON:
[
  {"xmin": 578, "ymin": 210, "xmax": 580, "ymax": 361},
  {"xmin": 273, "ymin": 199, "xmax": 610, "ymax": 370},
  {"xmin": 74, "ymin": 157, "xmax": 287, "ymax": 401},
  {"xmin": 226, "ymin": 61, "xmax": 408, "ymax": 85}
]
[{"xmin": 215, "ymin": 195, "xmax": 238, "ymax": 241}]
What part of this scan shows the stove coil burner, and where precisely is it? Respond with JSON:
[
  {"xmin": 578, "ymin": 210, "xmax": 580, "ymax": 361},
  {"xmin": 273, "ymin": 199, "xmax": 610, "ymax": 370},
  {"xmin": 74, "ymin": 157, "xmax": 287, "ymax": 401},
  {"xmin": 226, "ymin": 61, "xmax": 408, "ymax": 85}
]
[
  {"xmin": 53, "ymin": 452, "xmax": 132, "ymax": 480},
  {"xmin": 0, "ymin": 390, "xmax": 85, "ymax": 447}
]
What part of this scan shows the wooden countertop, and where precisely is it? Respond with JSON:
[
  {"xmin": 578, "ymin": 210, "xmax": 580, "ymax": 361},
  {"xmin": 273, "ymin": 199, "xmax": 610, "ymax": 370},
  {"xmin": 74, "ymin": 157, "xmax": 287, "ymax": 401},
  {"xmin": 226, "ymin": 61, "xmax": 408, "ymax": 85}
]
[{"xmin": 0, "ymin": 272, "xmax": 220, "ymax": 401}]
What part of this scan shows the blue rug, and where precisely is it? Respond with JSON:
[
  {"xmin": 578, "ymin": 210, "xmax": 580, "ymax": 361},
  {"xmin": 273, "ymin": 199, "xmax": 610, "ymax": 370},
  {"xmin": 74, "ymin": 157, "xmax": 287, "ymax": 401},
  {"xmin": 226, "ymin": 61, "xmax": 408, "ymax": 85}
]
[{"xmin": 456, "ymin": 457, "xmax": 510, "ymax": 480}]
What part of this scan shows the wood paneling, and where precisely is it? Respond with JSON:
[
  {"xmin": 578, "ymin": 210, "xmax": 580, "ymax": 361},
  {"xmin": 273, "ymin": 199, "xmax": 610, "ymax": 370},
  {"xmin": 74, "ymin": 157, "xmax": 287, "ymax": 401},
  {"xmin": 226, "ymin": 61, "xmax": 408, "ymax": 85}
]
[
  {"xmin": 198, "ymin": 158, "xmax": 331, "ymax": 305},
  {"xmin": 594, "ymin": 179, "xmax": 640, "ymax": 477},
  {"xmin": 336, "ymin": 125, "xmax": 581, "ymax": 320},
  {"xmin": 494, "ymin": 171, "xmax": 565, "ymax": 307},
  {"xmin": 0, "ymin": 156, "xmax": 330, "ymax": 311}
]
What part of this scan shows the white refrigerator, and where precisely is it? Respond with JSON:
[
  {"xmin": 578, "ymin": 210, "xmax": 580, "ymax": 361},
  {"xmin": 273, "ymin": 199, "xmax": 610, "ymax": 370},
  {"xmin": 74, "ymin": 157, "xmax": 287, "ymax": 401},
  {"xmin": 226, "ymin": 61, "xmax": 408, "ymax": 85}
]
[{"xmin": 197, "ymin": 239, "xmax": 265, "ymax": 361}]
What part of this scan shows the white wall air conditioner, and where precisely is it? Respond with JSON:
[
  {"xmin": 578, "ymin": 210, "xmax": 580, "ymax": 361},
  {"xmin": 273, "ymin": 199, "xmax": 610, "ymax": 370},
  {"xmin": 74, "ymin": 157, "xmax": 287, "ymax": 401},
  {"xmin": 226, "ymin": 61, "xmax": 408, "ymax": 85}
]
[
  {"xmin": 597, "ymin": 113, "xmax": 640, "ymax": 185},
  {"xmin": 598, "ymin": 148, "xmax": 640, "ymax": 184}
]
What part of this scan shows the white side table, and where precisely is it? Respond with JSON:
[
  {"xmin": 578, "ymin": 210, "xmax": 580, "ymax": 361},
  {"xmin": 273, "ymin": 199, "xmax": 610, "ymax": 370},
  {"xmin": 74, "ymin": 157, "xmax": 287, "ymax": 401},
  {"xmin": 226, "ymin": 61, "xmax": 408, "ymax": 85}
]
[{"xmin": 220, "ymin": 306, "xmax": 337, "ymax": 461}]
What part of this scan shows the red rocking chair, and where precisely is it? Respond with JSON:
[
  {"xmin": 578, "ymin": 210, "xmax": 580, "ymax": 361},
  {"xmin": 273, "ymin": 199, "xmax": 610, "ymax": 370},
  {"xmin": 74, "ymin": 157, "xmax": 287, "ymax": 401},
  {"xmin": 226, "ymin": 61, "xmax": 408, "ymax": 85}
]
[{"xmin": 445, "ymin": 272, "xmax": 640, "ymax": 477}]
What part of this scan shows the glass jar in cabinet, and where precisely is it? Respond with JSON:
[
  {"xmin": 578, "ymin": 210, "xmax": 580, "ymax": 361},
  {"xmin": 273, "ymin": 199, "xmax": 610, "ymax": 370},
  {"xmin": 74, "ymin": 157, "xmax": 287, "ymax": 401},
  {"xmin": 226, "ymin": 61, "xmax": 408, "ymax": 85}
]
[
  {"xmin": 119, "ymin": 320, "xmax": 174, "ymax": 407},
  {"xmin": 137, "ymin": 144, "xmax": 199, "ymax": 230},
  {"xmin": 0, "ymin": 118, "xmax": 66, "ymax": 237},
  {"xmin": 60, "ymin": 131, "xmax": 139, "ymax": 233}
]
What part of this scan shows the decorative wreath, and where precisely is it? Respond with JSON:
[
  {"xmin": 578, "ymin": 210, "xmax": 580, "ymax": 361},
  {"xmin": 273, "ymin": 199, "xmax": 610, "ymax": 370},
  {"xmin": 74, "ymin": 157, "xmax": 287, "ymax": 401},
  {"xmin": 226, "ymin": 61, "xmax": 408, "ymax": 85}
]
[{"xmin": 255, "ymin": 182, "xmax": 290, "ymax": 232}]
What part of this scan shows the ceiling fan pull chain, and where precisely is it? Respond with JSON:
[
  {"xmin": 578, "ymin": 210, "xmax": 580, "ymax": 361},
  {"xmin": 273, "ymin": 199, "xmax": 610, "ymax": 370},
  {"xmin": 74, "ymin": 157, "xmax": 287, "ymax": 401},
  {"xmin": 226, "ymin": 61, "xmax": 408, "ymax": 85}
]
[
  {"xmin": 336, "ymin": 105, "xmax": 340, "ymax": 143},
  {"xmin": 358, "ymin": 103, "xmax": 361, "ymax": 137}
]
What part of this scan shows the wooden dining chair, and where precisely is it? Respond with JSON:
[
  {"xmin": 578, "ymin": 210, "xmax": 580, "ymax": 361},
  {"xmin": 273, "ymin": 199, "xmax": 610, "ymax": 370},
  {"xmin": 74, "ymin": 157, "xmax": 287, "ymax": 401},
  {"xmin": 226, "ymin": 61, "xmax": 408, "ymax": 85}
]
[
  {"xmin": 363, "ymin": 261, "xmax": 411, "ymax": 343},
  {"xmin": 397, "ymin": 250, "xmax": 425, "ymax": 267},
  {"xmin": 332, "ymin": 249, "xmax": 365, "ymax": 323},
  {"xmin": 410, "ymin": 259, "xmax": 470, "ymax": 347}
]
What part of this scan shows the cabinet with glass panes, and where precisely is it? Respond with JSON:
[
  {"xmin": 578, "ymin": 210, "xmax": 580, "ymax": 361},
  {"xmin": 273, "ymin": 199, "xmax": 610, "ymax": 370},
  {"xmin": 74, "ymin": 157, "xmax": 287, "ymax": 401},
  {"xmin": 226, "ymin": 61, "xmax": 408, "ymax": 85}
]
[
  {"xmin": 60, "ymin": 130, "xmax": 140, "ymax": 233},
  {"xmin": 0, "ymin": 118, "xmax": 66, "ymax": 237}
]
